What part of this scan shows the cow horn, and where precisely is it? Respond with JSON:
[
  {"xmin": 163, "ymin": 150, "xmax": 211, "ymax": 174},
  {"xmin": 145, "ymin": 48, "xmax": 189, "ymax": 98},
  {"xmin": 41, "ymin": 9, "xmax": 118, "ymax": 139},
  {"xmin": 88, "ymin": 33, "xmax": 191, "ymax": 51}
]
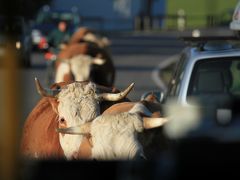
[
  {"xmin": 92, "ymin": 58, "xmax": 106, "ymax": 65},
  {"xmin": 143, "ymin": 117, "xmax": 168, "ymax": 129},
  {"xmin": 56, "ymin": 122, "xmax": 91, "ymax": 135},
  {"xmin": 99, "ymin": 83, "xmax": 134, "ymax": 101},
  {"xmin": 35, "ymin": 77, "xmax": 61, "ymax": 97}
]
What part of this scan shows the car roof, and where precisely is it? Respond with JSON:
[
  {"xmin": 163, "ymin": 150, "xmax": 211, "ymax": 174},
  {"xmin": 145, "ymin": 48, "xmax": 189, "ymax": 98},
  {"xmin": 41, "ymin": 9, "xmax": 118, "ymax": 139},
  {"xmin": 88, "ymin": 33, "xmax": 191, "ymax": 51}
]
[{"xmin": 181, "ymin": 36, "xmax": 240, "ymax": 64}]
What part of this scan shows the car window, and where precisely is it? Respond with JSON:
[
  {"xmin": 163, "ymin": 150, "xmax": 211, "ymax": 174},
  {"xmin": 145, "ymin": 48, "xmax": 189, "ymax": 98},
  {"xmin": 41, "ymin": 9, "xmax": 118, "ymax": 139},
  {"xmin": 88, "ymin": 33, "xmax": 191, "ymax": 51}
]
[
  {"xmin": 167, "ymin": 54, "xmax": 186, "ymax": 98},
  {"xmin": 187, "ymin": 57, "xmax": 240, "ymax": 108}
]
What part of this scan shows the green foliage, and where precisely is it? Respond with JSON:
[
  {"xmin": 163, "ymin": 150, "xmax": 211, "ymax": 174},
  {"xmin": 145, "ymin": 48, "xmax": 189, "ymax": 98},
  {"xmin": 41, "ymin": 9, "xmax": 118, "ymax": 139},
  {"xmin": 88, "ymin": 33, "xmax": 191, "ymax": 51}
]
[{"xmin": 166, "ymin": 0, "xmax": 238, "ymax": 29}]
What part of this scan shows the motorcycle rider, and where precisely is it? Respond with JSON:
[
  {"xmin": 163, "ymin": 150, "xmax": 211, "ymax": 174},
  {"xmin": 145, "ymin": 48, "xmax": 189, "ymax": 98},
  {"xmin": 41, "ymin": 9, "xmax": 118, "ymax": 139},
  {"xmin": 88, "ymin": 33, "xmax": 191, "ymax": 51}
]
[{"xmin": 45, "ymin": 20, "xmax": 70, "ymax": 85}]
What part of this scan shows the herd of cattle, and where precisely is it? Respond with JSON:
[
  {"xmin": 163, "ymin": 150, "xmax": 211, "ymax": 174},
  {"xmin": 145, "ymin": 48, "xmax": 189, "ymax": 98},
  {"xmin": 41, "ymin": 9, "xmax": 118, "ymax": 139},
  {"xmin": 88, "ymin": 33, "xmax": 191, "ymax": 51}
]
[{"xmin": 20, "ymin": 27, "xmax": 170, "ymax": 160}]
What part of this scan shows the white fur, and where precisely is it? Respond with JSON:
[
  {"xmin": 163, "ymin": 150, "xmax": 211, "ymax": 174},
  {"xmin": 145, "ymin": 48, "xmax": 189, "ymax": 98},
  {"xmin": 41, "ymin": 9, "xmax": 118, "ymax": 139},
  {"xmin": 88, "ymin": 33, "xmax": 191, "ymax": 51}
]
[
  {"xmin": 55, "ymin": 62, "xmax": 71, "ymax": 83},
  {"xmin": 57, "ymin": 82, "xmax": 100, "ymax": 159},
  {"xmin": 83, "ymin": 33, "xmax": 110, "ymax": 47},
  {"xmin": 70, "ymin": 55, "xmax": 93, "ymax": 81},
  {"xmin": 90, "ymin": 112, "xmax": 144, "ymax": 160},
  {"xmin": 55, "ymin": 55, "xmax": 104, "ymax": 83}
]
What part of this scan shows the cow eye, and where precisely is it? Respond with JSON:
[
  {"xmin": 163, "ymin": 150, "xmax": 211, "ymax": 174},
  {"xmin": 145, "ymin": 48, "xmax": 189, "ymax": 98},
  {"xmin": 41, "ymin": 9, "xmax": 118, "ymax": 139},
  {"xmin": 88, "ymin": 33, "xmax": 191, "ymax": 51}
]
[{"xmin": 59, "ymin": 118, "xmax": 65, "ymax": 123}]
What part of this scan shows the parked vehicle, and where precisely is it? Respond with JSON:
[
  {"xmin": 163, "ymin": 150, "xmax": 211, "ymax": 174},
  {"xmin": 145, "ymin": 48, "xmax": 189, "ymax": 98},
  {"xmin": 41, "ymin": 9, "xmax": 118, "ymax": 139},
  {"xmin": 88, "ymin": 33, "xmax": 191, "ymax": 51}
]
[
  {"xmin": 142, "ymin": 36, "xmax": 240, "ymax": 142},
  {"xmin": 0, "ymin": 16, "xmax": 32, "ymax": 67}
]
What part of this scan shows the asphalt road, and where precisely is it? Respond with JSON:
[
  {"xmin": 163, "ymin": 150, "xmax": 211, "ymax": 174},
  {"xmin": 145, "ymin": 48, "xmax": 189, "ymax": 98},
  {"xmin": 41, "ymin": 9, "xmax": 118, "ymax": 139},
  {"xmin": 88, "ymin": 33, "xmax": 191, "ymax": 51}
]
[{"xmin": 20, "ymin": 32, "xmax": 186, "ymax": 124}]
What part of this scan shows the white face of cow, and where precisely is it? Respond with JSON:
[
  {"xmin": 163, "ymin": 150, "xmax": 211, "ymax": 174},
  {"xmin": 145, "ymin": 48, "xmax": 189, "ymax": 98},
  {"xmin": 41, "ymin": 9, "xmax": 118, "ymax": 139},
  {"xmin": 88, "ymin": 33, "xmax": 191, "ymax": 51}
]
[
  {"xmin": 55, "ymin": 54, "xmax": 105, "ymax": 83},
  {"xmin": 57, "ymin": 82, "xmax": 100, "ymax": 159}
]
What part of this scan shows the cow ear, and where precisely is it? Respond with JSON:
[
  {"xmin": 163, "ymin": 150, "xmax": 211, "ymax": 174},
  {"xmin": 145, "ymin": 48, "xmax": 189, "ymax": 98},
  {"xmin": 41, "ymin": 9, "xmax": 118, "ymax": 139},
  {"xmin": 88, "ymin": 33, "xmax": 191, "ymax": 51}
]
[{"xmin": 47, "ymin": 97, "xmax": 59, "ymax": 114}]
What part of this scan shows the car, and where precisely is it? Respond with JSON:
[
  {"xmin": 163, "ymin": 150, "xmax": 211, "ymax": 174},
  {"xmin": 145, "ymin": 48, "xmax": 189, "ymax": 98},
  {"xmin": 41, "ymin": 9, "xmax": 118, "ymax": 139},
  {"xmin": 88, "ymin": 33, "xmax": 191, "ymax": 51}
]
[
  {"xmin": 230, "ymin": 0, "xmax": 240, "ymax": 35},
  {"xmin": 31, "ymin": 5, "xmax": 81, "ymax": 50},
  {"xmin": 142, "ymin": 36, "xmax": 240, "ymax": 142},
  {"xmin": 0, "ymin": 16, "xmax": 32, "ymax": 67}
]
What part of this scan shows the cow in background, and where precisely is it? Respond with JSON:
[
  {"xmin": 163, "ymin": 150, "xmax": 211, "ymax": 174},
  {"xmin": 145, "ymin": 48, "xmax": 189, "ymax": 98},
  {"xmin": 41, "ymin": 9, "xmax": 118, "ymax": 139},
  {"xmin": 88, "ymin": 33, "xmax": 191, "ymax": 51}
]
[
  {"xmin": 55, "ymin": 40, "xmax": 115, "ymax": 86},
  {"xmin": 21, "ymin": 78, "xmax": 133, "ymax": 159},
  {"xmin": 69, "ymin": 27, "xmax": 111, "ymax": 48}
]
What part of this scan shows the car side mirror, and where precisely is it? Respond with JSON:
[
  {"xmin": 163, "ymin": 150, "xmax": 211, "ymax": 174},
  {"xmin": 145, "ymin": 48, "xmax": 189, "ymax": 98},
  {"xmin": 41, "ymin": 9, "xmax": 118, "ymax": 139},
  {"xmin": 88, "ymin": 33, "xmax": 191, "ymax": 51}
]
[{"xmin": 140, "ymin": 91, "xmax": 164, "ymax": 103}]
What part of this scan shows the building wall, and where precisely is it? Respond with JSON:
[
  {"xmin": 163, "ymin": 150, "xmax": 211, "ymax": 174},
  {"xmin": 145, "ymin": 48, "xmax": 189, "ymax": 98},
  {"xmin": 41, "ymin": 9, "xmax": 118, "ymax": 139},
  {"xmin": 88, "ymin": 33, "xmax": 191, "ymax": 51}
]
[{"xmin": 50, "ymin": 0, "xmax": 166, "ymax": 30}]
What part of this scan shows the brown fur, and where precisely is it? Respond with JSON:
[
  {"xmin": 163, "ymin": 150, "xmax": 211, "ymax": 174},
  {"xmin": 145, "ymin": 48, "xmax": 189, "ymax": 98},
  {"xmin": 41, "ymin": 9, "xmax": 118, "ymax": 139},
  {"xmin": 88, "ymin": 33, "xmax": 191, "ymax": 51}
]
[
  {"xmin": 69, "ymin": 27, "xmax": 91, "ymax": 44},
  {"xmin": 102, "ymin": 102, "xmax": 135, "ymax": 115},
  {"xmin": 103, "ymin": 101, "xmax": 162, "ymax": 117},
  {"xmin": 20, "ymin": 97, "xmax": 64, "ymax": 159}
]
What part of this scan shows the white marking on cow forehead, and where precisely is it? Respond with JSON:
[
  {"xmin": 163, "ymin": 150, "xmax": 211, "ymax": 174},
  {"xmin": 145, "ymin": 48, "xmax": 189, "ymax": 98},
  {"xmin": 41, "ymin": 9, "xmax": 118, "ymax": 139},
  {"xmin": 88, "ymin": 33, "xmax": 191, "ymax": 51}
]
[
  {"xmin": 58, "ymin": 82, "xmax": 98, "ymax": 99},
  {"xmin": 57, "ymin": 82, "xmax": 100, "ymax": 122},
  {"xmin": 57, "ymin": 82, "xmax": 100, "ymax": 159}
]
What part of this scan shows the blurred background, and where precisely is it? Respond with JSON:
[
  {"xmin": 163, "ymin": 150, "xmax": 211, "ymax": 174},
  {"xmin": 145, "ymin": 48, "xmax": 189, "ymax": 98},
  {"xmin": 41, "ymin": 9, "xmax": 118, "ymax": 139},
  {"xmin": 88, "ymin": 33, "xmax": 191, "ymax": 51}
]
[{"xmin": 0, "ymin": 0, "xmax": 239, "ymax": 179}]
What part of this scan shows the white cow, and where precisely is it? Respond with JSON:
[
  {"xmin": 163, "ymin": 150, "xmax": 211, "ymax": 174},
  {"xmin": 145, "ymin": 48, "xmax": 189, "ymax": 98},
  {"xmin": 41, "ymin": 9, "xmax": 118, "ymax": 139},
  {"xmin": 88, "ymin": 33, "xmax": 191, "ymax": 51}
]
[{"xmin": 57, "ymin": 103, "xmax": 168, "ymax": 160}]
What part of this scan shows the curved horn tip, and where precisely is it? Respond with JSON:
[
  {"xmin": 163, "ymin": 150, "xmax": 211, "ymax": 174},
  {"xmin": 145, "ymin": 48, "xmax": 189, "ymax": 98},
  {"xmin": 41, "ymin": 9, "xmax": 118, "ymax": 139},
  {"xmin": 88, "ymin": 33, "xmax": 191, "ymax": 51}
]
[
  {"xmin": 34, "ymin": 77, "xmax": 42, "ymax": 95},
  {"xmin": 143, "ymin": 117, "xmax": 169, "ymax": 129},
  {"xmin": 124, "ymin": 82, "xmax": 135, "ymax": 93},
  {"xmin": 34, "ymin": 77, "xmax": 59, "ymax": 97},
  {"xmin": 130, "ymin": 82, "xmax": 135, "ymax": 88}
]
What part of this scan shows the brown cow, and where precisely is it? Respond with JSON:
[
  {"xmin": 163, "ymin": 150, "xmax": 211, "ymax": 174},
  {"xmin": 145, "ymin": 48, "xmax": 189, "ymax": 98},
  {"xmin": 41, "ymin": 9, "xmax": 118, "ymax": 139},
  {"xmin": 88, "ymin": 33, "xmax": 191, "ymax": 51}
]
[{"xmin": 20, "ymin": 78, "xmax": 133, "ymax": 159}]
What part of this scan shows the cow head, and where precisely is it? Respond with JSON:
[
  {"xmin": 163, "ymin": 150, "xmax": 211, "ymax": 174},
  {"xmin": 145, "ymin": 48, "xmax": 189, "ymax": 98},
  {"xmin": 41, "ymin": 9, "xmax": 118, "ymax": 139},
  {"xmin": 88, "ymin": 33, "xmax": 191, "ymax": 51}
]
[
  {"xmin": 69, "ymin": 27, "xmax": 111, "ymax": 48},
  {"xmin": 82, "ymin": 32, "xmax": 111, "ymax": 48},
  {"xmin": 57, "ymin": 103, "xmax": 168, "ymax": 160},
  {"xmin": 35, "ymin": 78, "xmax": 134, "ymax": 159},
  {"xmin": 55, "ymin": 54, "xmax": 105, "ymax": 83}
]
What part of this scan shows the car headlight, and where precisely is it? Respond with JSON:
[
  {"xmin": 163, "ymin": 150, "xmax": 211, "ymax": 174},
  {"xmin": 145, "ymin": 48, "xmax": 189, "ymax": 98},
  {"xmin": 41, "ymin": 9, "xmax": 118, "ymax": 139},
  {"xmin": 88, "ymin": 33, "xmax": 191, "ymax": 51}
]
[{"xmin": 16, "ymin": 41, "xmax": 21, "ymax": 49}]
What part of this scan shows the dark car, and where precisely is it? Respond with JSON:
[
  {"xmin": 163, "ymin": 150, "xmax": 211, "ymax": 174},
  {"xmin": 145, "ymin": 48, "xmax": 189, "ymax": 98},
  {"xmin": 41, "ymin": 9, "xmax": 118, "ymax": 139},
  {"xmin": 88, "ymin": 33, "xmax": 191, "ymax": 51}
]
[
  {"xmin": 31, "ymin": 5, "xmax": 81, "ymax": 49},
  {"xmin": 0, "ymin": 16, "xmax": 32, "ymax": 67}
]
